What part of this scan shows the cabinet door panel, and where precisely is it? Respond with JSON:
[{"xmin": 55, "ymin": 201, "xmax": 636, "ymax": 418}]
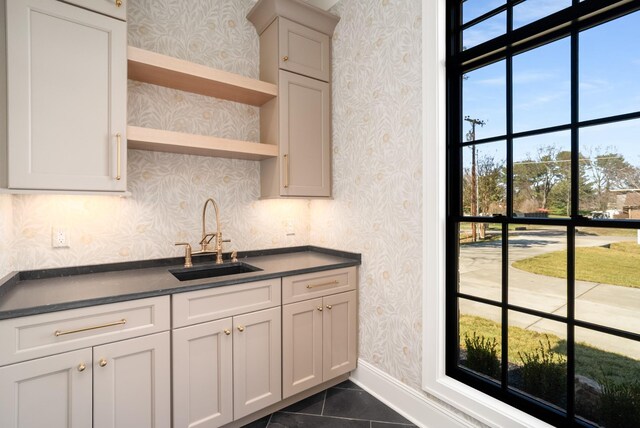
[
  {"xmin": 94, "ymin": 332, "xmax": 170, "ymax": 428},
  {"xmin": 282, "ymin": 298, "xmax": 323, "ymax": 398},
  {"xmin": 278, "ymin": 18, "xmax": 330, "ymax": 82},
  {"xmin": 279, "ymin": 70, "xmax": 330, "ymax": 197},
  {"xmin": 233, "ymin": 307, "xmax": 281, "ymax": 419},
  {"xmin": 0, "ymin": 348, "xmax": 92, "ymax": 428},
  {"xmin": 6, "ymin": 0, "xmax": 126, "ymax": 191},
  {"xmin": 323, "ymin": 291, "xmax": 357, "ymax": 380},
  {"xmin": 173, "ymin": 319, "xmax": 233, "ymax": 428}
]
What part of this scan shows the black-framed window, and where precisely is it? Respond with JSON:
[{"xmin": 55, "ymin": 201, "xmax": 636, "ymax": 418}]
[{"xmin": 447, "ymin": 1, "xmax": 640, "ymax": 426}]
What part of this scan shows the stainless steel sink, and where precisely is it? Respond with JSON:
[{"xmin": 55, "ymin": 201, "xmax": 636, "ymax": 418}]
[{"xmin": 169, "ymin": 262, "xmax": 261, "ymax": 282}]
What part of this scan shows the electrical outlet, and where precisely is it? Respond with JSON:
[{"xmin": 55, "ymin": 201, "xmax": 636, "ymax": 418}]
[
  {"xmin": 285, "ymin": 219, "xmax": 295, "ymax": 236},
  {"xmin": 52, "ymin": 227, "xmax": 70, "ymax": 248}
]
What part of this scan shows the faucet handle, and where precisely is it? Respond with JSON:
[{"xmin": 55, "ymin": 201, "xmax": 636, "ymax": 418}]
[
  {"xmin": 231, "ymin": 250, "xmax": 238, "ymax": 263},
  {"xmin": 175, "ymin": 243, "xmax": 193, "ymax": 268}
]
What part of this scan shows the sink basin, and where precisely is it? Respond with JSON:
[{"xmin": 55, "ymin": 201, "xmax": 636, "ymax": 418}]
[{"xmin": 170, "ymin": 262, "xmax": 262, "ymax": 282}]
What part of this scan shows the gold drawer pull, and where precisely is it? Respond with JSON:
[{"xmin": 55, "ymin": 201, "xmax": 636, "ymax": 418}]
[
  {"xmin": 99, "ymin": 359, "xmax": 108, "ymax": 367},
  {"xmin": 237, "ymin": 326, "xmax": 245, "ymax": 332},
  {"xmin": 282, "ymin": 55, "xmax": 289, "ymax": 62},
  {"xmin": 326, "ymin": 305, "xmax": 332, "ymax": 310},
  {"xmin": 224, "ymin": 329, "xmax": 231, "ymax": 336},
  {"xmin": 115, "ymin": 0, "xmax": 122, "ymax": 7},
  {"xmin": 317, "ymin": 306, "xmax": 323, "ymax": 312},
  {"xmin": 54, "ymin": 319, "xmax": 127, "ymax": 337},
  {"xmin": 306, "ymin": 280, "xmax": 339, "ymax": 289},
  {"xmin": 77, "ymin": 363, "xmax": 86, "ymax": 372}
]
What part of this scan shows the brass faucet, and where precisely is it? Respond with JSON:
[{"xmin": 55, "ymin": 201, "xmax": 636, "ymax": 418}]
[{"xmin": 175, "ymin": 198, "xmax": 230, "ymax": 267}]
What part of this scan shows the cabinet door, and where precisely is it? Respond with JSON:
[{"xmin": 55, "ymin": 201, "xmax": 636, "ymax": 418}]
[
  {"xmin": 278, "ymin": 17, "xmax": 330, "ymax": 82},
  {"xmin": 233, "ymin": 307, "xmax": 281, "ymax": 419},
  {"xmin": 282, "ymin": 298, "xmax": 323, "ymax": 398},
  {"xmin": 173, "ymin": 319, "xmax": 233, "ymax": 428},
  {"xmin": 323, "ymin": 291, "xmax": 358, "ymax": 380},
  {"xmin": 279, "ymin": 70, "xmax": 331, "ymax": 197},
  {"xmin": 94, "ymin": 332, "xmax": 170, "ymax": 428},
  {"xmin": 0, "ymin": 348, "xmax": 92, "ymax": 428},
  {"xmin": 6, "ymin": 0, "xmax": 127, "ymax": 191}
]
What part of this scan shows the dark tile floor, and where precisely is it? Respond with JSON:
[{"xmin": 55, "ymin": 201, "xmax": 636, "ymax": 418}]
[{"xmin": 243, "ymin": 380, "xmax": 417, "ymax": 428}]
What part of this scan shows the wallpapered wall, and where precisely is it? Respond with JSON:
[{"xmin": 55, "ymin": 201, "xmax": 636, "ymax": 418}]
[
  {"xmin": 0, "ymin": 0, "xmax": 310, "ymax": 276},
  {"xmin": 310, "ymin": 0, "xmax": 424, "ymax": 390}
]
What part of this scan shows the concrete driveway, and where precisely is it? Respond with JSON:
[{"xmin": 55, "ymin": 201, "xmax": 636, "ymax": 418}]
[{"xmin": 458, "ymin": 228, "xmax": 640, "ymax": 359}]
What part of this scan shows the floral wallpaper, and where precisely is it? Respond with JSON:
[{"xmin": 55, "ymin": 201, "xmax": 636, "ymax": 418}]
[
  {"xmin": 311, "ymin": 0, "xmax": 424, "ymax": 390},
  {"xmin": 3, "ymin": 0, "xmax": 310, "ymax": 273}
]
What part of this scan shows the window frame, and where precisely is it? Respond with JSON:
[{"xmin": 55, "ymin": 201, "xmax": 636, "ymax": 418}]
[{"xmin": 424, "ymin": 0, "xmax": 640, "ymax": 426}]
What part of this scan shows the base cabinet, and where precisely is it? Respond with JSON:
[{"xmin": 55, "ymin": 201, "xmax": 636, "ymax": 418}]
[
  {"xmin": 173, "ymin": 305, "xmax": 281, "ymax": 428},
  {"xmin": 94, "ymin": 332, "xmax": 171, "ymax": 428},
  {"xmin": 282, "ymin": 290, "xmax": 357, "ymax": 399},
  {"xmin": 0, "ymin": 332, "xmax": 170, "ymax": 428},
  {"xmin": 0, "ymin": 348, "xmax": 92, "ymax": 428}
]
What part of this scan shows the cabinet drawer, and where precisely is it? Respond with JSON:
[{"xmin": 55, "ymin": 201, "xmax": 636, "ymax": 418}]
[
  {"xmin": 282, "ymin": 267, "xmax": 357, "ymax": 304},
  {"xmin": 172, "ymin": 279, "xmax": 282, "ymax": 328},
  {"xmin": 59, "ymin": 0, "xmax": 126, "ymax": 20},
  {"xmin": 279, "ymin": 17, "xmax": 330, "ymax": 82},
  {"xmin": 0, "ymin": 296, "xmax": 169, "ymax": 366}
]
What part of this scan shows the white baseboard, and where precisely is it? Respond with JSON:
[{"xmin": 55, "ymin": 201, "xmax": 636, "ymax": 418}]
[{"xmin": 350, "ymin": 359, "xmax": 477, "ymax": 428}]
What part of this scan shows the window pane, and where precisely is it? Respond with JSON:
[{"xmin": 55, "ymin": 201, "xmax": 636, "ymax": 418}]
[
  {"xmin": 513, "ymin": 38, "xmax": 571, "ymax": 132},
  {"xmin": 580, "ymin": 11, "xmax": 640, "ymax": 121},
  {"xmin": 462, "ymin": 0, "xmax": 505, "ymax": 24},
  {"xmin": 509, "ymin": 225, "xmax": 567, "ymax": 313},
  {"xmin": 463, "ymin": 12, "xmax": 506, "ymax": 50},
  {"xmin": 579, "ymin": 119, "xmax": 640, "ymax": 219},
  {"xmin": 575, "ymin": 328, "xmax": 640, "ymax": 426},
  {"xmin": 575, "ymin": 227, "xmax": 640, "ymax": 334},
  {"xmin": 463, "ymin": 60, "xmax": 506, "ymax": 140},
  {"xmin": 463, "ymin": 141, "xmax": 506, "ymax": 216},
  {"xmin": 513, "ymin": 131, "xmax": 572, "ymax": 217},
  {"xmin": 459, "ymin": 222, "xmax": 502, "ymax": 302},
  {"xmin": 513, "ymin": 0, "xmax": 572, "ymax": 29},
  {"xmin": 459, "ymin": 299, "xmax": 502, "ymax": 382},
  {"xmin": 507, "ymin": 312, "xmax": 567, "ymax": 410}
]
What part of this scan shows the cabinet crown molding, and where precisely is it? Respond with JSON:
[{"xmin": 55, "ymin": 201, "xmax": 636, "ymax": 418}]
[{"xmin": 247, "ymin": 0, "xmax": 340, "ymax": 36}]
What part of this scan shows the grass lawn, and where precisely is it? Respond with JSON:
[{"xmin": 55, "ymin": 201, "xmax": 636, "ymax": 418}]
[
  {"xmin": 512, "ymin": 242, "xmax": 640, "ymax": 288},
  {"xmin": 460, "ymin": 315, "xmax": 640, "ymax": 384}
]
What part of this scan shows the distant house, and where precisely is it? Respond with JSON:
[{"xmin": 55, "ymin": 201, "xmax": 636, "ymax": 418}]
[{"xmin": 613, "ymin": 190, "xmax": 640, "ymax": 219}]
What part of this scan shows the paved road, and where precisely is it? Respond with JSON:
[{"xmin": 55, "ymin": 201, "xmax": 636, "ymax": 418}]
[{"xmin": 459, "ymin": 229, "xmax": 640, "ymax": 359}]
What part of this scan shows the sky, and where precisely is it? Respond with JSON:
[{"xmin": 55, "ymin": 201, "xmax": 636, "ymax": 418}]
[{"xmin": 460, "ymin": 2, "xmax": 640, "ymax": 177}]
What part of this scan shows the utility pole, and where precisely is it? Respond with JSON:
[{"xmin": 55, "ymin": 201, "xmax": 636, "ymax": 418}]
[{"xmin": 464, "ymin": 116, "xmax": 486, "ymax": 242}]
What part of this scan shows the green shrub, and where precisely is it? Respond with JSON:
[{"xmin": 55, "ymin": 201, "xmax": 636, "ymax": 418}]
[
  {"xmin": 464, "ymin": 333, "xmax": 500, "ymax": 378},
  {"xmin": 518, "ymin": 336, "xmax": 566, "ymax": 406},
  {"xmin": 599, "ymin": 379, "xmax": 640, "ymax": 428}
]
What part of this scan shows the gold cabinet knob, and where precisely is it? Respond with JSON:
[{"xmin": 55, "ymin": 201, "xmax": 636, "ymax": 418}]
[
  {"xmin": 237, "ymin": 326, "xmax": 245, "ymax": 332},
  {"xmin": 224, "ymin": 329, "xmax": 231, "ymax": 336},
  {"xmin": 317, "ymin": 306, "xmax": 323, "ymax": 311},
  {"xmin": 115, "ymin": 0, "xmax": 122, "ymax": 7},
  {"xmin": 282, "ymin": 55, "xmax": 289, "ymax": 62},
  {"xmin": 77, "ymin": 363, "xmax": 86, "ymax": 372},
  {"xmin": 326, "ymin": 305, "xmax": 332, "ymax": 310},
  {"xmin": 99, "ymin": 359, "xmax": 107, "ymax": 367}
]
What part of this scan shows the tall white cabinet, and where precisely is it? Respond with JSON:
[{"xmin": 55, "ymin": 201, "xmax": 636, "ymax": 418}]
[{"xmin": 1, "ymin": 0, "xmax": 127, "ymax": 192}]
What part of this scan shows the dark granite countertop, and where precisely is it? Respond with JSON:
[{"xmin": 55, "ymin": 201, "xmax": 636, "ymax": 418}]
[{"xmin": 0, "ymin": 246, "xmax": 361, "ymax": 320}]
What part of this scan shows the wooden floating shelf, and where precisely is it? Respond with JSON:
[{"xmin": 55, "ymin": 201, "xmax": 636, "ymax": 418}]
[
  {"xmin": 127, "ymin": 126, "xmax": 278, "ymax": 161},
  {"xmin": 127, "ymin": 46, "xmax": 277, "ymax": 106}
]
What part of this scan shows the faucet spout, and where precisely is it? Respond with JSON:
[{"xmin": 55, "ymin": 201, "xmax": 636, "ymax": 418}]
[{"xmin": 196, "ymin": 198, "xmax": 228, "ymax": 264}]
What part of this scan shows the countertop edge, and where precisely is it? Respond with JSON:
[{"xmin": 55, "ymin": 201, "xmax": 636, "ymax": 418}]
[{"xmin": 0, "ymin": 247, "xmax": 361, "ymax": 320}]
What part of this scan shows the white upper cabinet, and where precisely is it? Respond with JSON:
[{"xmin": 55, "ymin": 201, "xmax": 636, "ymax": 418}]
[
  {"xmin": 3, "ymin": 0, "xmax": 127, "ymax": 192},
  {"xmin": 279, "ymin": 17, "xmax": 330, "ymax": 83}
]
